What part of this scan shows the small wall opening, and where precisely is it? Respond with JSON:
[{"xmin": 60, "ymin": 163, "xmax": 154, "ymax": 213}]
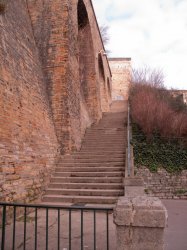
[
  {"xmin": 107, "ymin": 77, "xmax": 111, "ymax": 98},
  {"xmin": 98, "ymin": 54, "xmax": 109, "ymax": 111},
  {"xmin": 98, "ymin": 54, "xmax": 105, "ymax": 81},
  {"xmin": 114, "ymin": 95, "xmax": 124, "ymax": 101}
]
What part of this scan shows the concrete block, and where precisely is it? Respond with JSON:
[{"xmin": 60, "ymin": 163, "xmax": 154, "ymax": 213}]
[
  {"xmin": 114, "ymin": 196, "xmax": 168, "ymax": 250},
  {"xmin": 124, "ymin": 177, "xmax": 144, "ymax": 186}
]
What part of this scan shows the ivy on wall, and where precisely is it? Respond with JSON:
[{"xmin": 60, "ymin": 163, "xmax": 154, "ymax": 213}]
[{"xmin": 132, "ymin": 123, "xmax": 187, "ymax": 173}]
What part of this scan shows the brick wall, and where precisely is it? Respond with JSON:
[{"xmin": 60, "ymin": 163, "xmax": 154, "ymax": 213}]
[
  {"xmin": 0, "ymin": 0, "xmax": 112, "ymax": 202},
  {"xmin": 28, "ymin": 0, "xmax": 112, "ymax": 152},
  {"xmin": 136, "ymin": 166, "xmax": 187, "ymax": 199},
  {"xmin": 0, "ymin": 0, "xmax": 59, "ymax": 202},
  {"xmin": 109, "ymin": 58, "xmax": 131, "ymax": 101}
]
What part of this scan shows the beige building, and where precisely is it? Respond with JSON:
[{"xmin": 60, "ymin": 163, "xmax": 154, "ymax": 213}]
[{"xmin": 109, "ymin": 58, "xmax": 132, "ymax": 101}]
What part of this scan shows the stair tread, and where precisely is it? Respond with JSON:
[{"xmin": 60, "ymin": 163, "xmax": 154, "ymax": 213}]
[
  {"xmin": 49, "ymin": 182, "xmax": 123, "ymax": 185},
  {"xmin": 54, "ymin": 171, "xmax": 123, "ymax": 174},
  {"xmin": 46, "ymin": 188, "xmax": 123, "ymax": 192},
  {"xmin": 43, "ymin": 194, "xmax": 118, "ymax": 199}
]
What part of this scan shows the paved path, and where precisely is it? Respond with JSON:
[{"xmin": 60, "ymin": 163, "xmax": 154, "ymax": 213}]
[
  {"xmin": 163, "ymin": 199, "xmax": 187, "ymax": 250},
  {"xmin": 1, "ymin": 199, "xmax": 187, "ymax": 249}
]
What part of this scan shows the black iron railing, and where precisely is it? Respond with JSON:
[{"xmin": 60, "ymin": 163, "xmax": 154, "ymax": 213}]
[{"xmin": 0, "ymin": 202, "xmax": 113, "ymax": 250}]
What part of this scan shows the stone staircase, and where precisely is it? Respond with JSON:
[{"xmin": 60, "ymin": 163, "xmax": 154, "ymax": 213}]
[{"xmin": 42, "ymin": 101, "xmax": 127, "ymax": 205}]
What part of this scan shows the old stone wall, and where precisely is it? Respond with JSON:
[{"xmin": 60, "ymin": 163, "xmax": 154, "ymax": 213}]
[
  {"xmin": 0, "ymin": 0, "xmax": 59, "ymax": 202},
  {"xmin": 136, "ymin": 166, "xmax": 187, "ymax": 199},
  {"xmin": 28, "ymin": 0, "xmax": 112, "ymax": 151},
  {"xmin": 109, "ymin": 58, "xmax": 131, "ymax": 101},
  {"xmin": 0, "ymin": 0, "xmax": 112, "ymax": 202}
]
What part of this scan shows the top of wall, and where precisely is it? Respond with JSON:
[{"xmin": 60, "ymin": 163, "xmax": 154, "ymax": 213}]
[
  {"xmin": 109, "ymin": 58, "xmax": 131, "ymax": 61},
  {"xmin": 170, "ymin": 90, "xmax": 187, "ymax": 93},
  {"xmin": 89, "ymin": 0, "xmax": 112, "ymax": 76}
]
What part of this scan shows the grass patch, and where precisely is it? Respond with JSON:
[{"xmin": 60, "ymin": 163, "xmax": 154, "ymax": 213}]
[{"xmin": 131, "ymin": 123, "xmax": 187, "ymax": 173}]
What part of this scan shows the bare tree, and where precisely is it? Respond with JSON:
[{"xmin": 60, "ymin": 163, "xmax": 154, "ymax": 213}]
[
  {"xmin": 132, "ymin": 66, "xmax": 164, "ymax": 88},
  {"xmin": 99, "ymin": 25, "xmax": 110, "ymax": 46}
]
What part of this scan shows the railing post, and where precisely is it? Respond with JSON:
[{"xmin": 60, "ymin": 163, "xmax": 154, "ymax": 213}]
[
  {"xmin": 114, "ymin": 196, "xmax": 168, "ymax": 250},
  {"xmin": 1, "ymin": 205, "xmax": 6, "ymax": 250}
]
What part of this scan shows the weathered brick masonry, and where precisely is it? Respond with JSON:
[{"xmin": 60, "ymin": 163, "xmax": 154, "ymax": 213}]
[{"xmin": 0, "ymin": 0, "xmax": 112, "ymax": 202}]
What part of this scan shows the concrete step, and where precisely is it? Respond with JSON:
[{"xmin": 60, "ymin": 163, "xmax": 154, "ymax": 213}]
[
  {"xmin": 56, "ymin": 162, "xmax": 124, "ymax": 167},
  {"xmin": 62, "ymin": 155, "xmax": 125, "ymax": 159},
  {"xmin": 82, "ymin": 143, "xmax": 126, "ymax": 147},
  {"xmin": 81, "ymin": 144, "xmax": 125, "ymax": 147},
  {"xmin": 55, "ymin": 167, "xmax": 124, "ymax": 172},
  {"xmin": 42, "ymin": 195, "xmax": 118, "ymax": 204},
  {"xmin": 45, "ymin": 188, "xmax": 124, "ymax": 196},
  {"xmin": 48, "ymin": 182, "xmax": 123, "ymax": 190},
  {"xmin": 61, "ymin": 159, "xmax": 124, "ymax": 163},
  {"xmin": 83, "ymin": 135, "xmax": 126, "ymax": 138},
  {"xmin": 72, "ymin": 152, "xmax": 125, "ymax": 156},
  {"xmin": 81, "ymin": 141, "xmax": 125, "ymax": 145},
  {"xmin": 84, "ymin": 135, "xmax": 126, "ymax": 139},
  {"xmin": 86, "ymin": 127, "xmax": 125, "ymax": 130},
  {"xmin": 82, "ymin": 141, "xmax": 126, "ymax": 144},
  {"xmin": 84, "ymin": 131, "xmax": 126, "ymax": 134},
  {"xmin": 84, "ymin": 137, "xmax": 126, "ymax": 140},
  {"xmin": 79, "ymin": 151, "xmax": 126, "ymax": 155},
  {"xmin": 80, "ymin": 147, "xmax": 126, "ymax": 150},
  {"xmin": 61, "ymin": 155, "xmax": 125, "ymax": 160},
  {"xmin": 53, "ymin": 171, "xmax": 124, "ymax": 178},
  {"xmin": 50, "ymin": 177, "xmax": 123, "ymax": 183}
]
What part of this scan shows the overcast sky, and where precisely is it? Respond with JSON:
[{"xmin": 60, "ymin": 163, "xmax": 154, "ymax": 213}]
[{"xmin": 92, "ymin": 0, "xmax": 187, "ymax": 90}]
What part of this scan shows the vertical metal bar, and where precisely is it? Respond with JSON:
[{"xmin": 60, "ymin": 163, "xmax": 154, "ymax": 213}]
[
  {"xmin": 1, "ymin": 205, "xmax": 6, "ymax": 250},
  {"xmin": 12, "ymin": 206, "xmax": 16, "ymax": 250},
  {"xmin": 106, "ymin": 211, "xmax": 109, "ymax": 250},
  {"xmin": 127, "ymin": 103, "xmax": 131, "ymax": 177},
  {"xmin": 81, "ymin": 209, "xmax": 83, "ymax": 250},
  {"xmin": 46, "ymin": 208, "xmax": 48, "ymax": 250},
  {"xmin": 58, "ymin": 209, "xmax": 60, "ymax": 250},
  {"xmin": 93, "ymin": 210, "xmax": 96, "ymax": 250},
  {"xmin": 23, "ymin": 207, "xmax": 27, "ymax": 250},
  {"xmin": 35, "ymin": 208, "xmax": 38, "ymax": 250},
  {"xmin": 69, "ymin": 209, "xmax": 72, "ymax": 250}
]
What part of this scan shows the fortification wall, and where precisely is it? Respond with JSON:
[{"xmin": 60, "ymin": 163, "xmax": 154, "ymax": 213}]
[
  {"xmin": 0, "ymin": 0, "xmax": 112, "ymax": 202},
  {"xmin": 0, "ymin": 0, "xmax": 59, "ymax": 202},
  {"xmin": 27, "ymin": 0, "xmax": 112, "ymax": 152}
]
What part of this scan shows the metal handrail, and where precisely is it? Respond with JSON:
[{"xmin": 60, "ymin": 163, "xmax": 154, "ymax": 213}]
[
  {"xmin": 126, "ymin": 102, "xmax": 132, "ymax": 177},
  {"xmin": 0, "ymin": 202, "xmax": 113, "ymax": 211}
]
